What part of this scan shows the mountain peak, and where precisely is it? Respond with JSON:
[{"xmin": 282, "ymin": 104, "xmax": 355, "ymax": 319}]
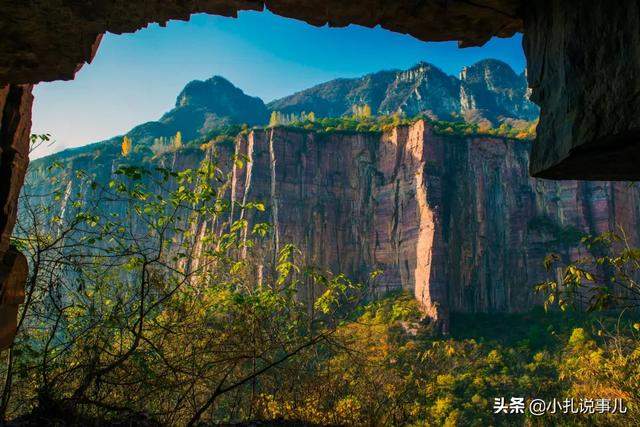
[
  {"xmin": 54, "ymin": 59, "xmax": 538, "ymax": 157},
  {"xmin": 467, "ymin": 58, "xmax": 515, "ymax": 71},
  {"xmin": 402, "ymin": 61, "xmax": 450, "ymax": 79},
  {"xmin": 409, "ymin": 61, "xmax": 438, "ymax": 70},
  {"xmin": 459, "ymin": 59, "xmax": 537, "ymax": 122},
  {"xmin": 268, "ymin": 58, "xmax": 537, "ymax": 123},
  {"xmin": 128, "ymin": 76, "xmax": 269, "ymax": 144},
  {"xmin": 164, "ymin": 75, "xmax": 268, "ymax": 136},
  {"xmin": 460, "ymin": 59, "xmax": 520, "ymax": 85},
  {"xmin": 176, "ymin": 75, "xmax": 251, "ymax": 108}
]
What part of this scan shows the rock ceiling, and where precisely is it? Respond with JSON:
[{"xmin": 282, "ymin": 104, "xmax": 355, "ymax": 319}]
[{"xmin": 0, "ymin": 0, "xmax": 523, "ymax": 84}]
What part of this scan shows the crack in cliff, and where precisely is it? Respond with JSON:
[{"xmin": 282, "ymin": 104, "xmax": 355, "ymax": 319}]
[
  {"xmin": 579, "ymin": 182, "xmax": 598, "ymax": 237},
  {"xmin": 268, "ymin": 128, "xmax": 281, "ymax": 258},
  {"xmin": 390, "ymin": 128, "xmax": 408, "ymax": 278},
  {"xmin": 241, "ymin": 134, "xmax": 256, "ymax": 258}
]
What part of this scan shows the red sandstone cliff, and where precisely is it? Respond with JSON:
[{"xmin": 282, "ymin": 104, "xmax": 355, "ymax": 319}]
[
  {"xmin": 24, "ymin": 120, "xmax": 640, "ymax": 332},
  {"xmin": 229, "ymin": 121, "xmax": 640, "ymax": 331}
]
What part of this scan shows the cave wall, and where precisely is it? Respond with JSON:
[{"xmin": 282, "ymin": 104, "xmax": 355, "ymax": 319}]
[
  {"xmin": 524, "ymin": 0, "xmax": 640, "ymax": 179},
  {"xmin": 0, "ymin": 85, "xmax": 32, "ymax": 349}
]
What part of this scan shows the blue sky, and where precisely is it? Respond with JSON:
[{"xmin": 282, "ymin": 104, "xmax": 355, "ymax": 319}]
[{"xmin": 31, "ymin": 10, "xmax": 525, "ymax": 158}]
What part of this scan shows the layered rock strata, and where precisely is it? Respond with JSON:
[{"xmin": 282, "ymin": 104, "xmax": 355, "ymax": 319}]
[{"xmin": 23, "ymin": 121, "xmax": 640, "ymax": 332}]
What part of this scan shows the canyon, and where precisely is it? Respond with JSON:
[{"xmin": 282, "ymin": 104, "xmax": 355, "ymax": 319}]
[
  {"xmin": 22, "ymin": 65, "xmax": 640, "ymax": 332},
  {"xmin": 2, "ymin": 0, "xmax": 640, "ymax": 351},
  {"xmin": 25, "ymin": 120, "xmax": 640, "ymax": 332}
]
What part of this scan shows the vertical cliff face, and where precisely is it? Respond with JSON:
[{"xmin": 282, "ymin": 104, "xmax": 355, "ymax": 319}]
[
  {"xmin": 231, "ymin": 128, "xmax": 378, "ymax": 283},
  {"xmin": 231, "ymin": 122, "xmax": 640, "ymax": 331},
  {"xmin": 23, "ymin": 121, "xmax": 640, "ymax": 331},
  {"xmin": 373, "ymin": 123, "xmax": 448, "ymax": 327}
]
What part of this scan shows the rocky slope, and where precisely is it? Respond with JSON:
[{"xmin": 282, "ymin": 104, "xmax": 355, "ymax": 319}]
[
  {"xmin": 102, "ymin": 75, "xmax": 269, "ymax": 147},
  {"xmin": 268, "ymin": 59, "xmax": 537, "ymax": 124},
  {"xmin": 459, "ymin": 59, "xmax": 537, "ymax": 123}
]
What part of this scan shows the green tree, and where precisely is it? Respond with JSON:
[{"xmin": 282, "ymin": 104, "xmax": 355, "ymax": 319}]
[
  {"xmin": 4, "ymin": 150, "xmax": 363, "ymax": 424},
  {"xmin": 269, "ymin": 111, "xmax": 280, "ymax": 127},
  {"xmin": 537, "ymin": 228, "xmax": 640, "ymax": 312}
]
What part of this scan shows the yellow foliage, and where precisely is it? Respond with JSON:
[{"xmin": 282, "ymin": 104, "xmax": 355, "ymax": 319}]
[
  {"xmin": 478, "ymin": 121, "xmax": 493, "ymax": 134},
  {"xmin": 269, "ymin": 111, "xmax": 279, "ymax": 127},
  {"xmin": 121, "ymin": 135, "xmax": 132, "ymax": 157},
  {"xmin": 173, "ymin": 131, "xmax": 182, "ymax": 149},
  {"xmin": 352, "ymin": 103, "xmax": 372, "ymax": 118},
  {"xmin": 362, "ymin": 104, "xmax": 372, "ymax": 118}
]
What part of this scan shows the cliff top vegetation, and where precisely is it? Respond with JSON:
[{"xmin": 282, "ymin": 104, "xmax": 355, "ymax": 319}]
[{"xmin": 265, "ymin": 107, "xmax": 538, "ymax": 140}]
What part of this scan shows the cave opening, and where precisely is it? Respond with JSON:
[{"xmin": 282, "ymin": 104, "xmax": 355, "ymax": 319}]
[
  {"xmin": 2, "ymin": 2, "xmax": 640, "ymax": 424},
  {"xmin": 4, "ymin": 5, "xmax": 536, "ymax": 359}
]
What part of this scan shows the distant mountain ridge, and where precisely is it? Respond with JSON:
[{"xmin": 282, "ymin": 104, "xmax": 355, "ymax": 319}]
[
  {"xmin": 38, "ymin": 59, "xmax": 537, "ymax": 162},
  {"xmin": 268, "ymin": 59, "xmax": 538, "ymax": 124}
]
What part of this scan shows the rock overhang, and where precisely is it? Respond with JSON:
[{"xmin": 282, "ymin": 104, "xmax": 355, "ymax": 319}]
[
  {"xmin": 4, "ymin": 0, "xmax": 640, "ymax": 181},
  {"xmin": 0, "ymin": 0, "xmax": 523, "ymax": 84}
]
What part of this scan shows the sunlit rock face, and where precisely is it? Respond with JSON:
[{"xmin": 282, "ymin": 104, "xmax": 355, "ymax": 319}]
[
  {"xmin": 459, "ymin": 59, "xmax": 538, "ymax": 123},
  {"xmin": 24, "ymin": 120, "xmax": 640, "ymax": 331},
  {"xmin": 229, "ymin": 122, "xmax": 640, "ymax": 331}
]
